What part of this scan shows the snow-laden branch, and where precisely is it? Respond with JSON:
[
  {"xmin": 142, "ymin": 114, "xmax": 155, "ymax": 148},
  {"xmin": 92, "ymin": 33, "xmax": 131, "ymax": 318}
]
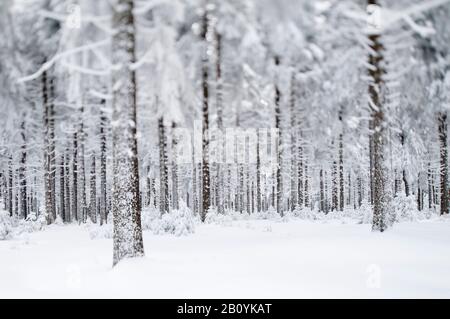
[
  {"xmin": 342, "ymin": 0, "xmax": 450, "ymax": 35},
  {"xmin": 17, "ymin": 40, "xmax": 109, "ymax": 83},
  {"xmin": 61, "ymin": 61, "xmax": 111, "ymax": 76},
  {"xmin": 39, "ymin": 10, "xmax": 115, "ymax": 34},
  {"xmin": 88, "ymin": 89, "xmax": 113, "ymax": 101}
]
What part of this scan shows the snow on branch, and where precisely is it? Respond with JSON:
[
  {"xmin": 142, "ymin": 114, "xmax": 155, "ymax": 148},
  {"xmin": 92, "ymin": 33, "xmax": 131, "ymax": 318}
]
[
  {"xmin": 342, "ymin": 0, "xmax": 450, "ymax": 36},
  {"xmin": 17, "ymin": 40, "xmax": 109, "ymax": 83}
]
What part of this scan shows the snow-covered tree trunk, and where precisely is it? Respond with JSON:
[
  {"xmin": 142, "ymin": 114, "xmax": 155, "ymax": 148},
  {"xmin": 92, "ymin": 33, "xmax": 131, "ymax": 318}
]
[
  {"xmin": 89, "ymin": 153, "xmax": 97, "ymax": 223},
  {"xmin": 171, "ymin": 122, "xmax": 179, "ymax": 210},
  {"xmin": 42, "ymin": 68, "xmax": 54, "ymax": 224},
  {"xmin": 290, "ymin": 74, "xmax": 297, "ymax": 211},
  {"xmin": 99, "ymin": 108, "xmax": 107, "ymax": 225},
  {"xmin": 215, "ymin": 30, "xmax": 224, "ymax": 215},
  {"xmin": 64, "ymin": 150, "xmax": 71, "ymax": 222},
  {"xmin": 111, "ymin": 0, "xmax": 144, "ymax": 266},
  {"xmin": 201, "ymin": 9, "xmax": 211, "ymax": 222},
  {"xmin": 19, "ymin": 119, "xmax": 27, "ymax": 219},
  {"xmin": 304, "ymin": 158, "xmax": 309, "ymax": 209},
  {"xmin": 8, "ymin": 156, "xmax": 13, "ymax": 217},
  {"xmin": 78, "ymin": 106, "xmax": 87, "ymax": 223},
  {"xmin": 72, "ymin": 132, "xmax": 78, "ymax": 223},
  {"xmin": 332, "ymin": 147, "xmax": 338, "ymax": 212},
  {"xmin": 59, "ymin": 154, "xmax": 65, "ymax": 221},
  {"xmin": 256, "ymin": 132, "xmax": 261, "ymax": 212},
  {"xmin": 158, "ymin": 117, "xmax": 169, "ymax": 214},
  {"xmin": 339, "ymin": 132, "xmax": 344, "ymax": 212},
  {"xmin": 49, "ymin": 75, "xmax": 56, "ymax": 222},
  {"xmin": 438, "ymin": 112, "xmax": 448, "ymax": 215},
  {"xmin": 274, "ymin": 56, "xmax": 283, "ymax": 216},
  {"xmin": 368, "ymin": 0, "xmax": 388, "ymax": 231},
  {"xmin": 320, "ymin": 168, "xmax": 325, "ymax": 213}
]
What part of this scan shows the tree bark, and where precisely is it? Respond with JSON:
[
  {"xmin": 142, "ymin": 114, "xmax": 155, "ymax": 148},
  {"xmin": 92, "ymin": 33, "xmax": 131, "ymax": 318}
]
[
  {"xmin": 368, "ymin": 2, "xmax": 388, "ymax": 231},
  {"xmin": 438, "ymin": 112, "xmax": 448, "ymax": 215},
  {"xmin": 111, "ymin": 0, "xmax": 144, "ymax": 266},
  {"xmin": 201, "ymin": 9, "xmax": 211, "ymax": 221}
]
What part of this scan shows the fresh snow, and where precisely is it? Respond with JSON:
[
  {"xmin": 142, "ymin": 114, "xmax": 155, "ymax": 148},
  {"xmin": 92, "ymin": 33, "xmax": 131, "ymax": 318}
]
[{"xmin": 1, "ymin": 218, "xmax": 449, "ymax": 298}]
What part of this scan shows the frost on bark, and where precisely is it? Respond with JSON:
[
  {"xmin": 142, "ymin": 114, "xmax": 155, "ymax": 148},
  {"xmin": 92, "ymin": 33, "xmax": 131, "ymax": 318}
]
[
  {"xmin": 72, "ymin": 132, "xmax": 78, "ymax": 223},
  {"xmin": 78, "ymin": 106, "xmax": 87, "ymax": 223},
  {"xmin": 89, "ymin": 153, "xmax": 97, "ymax": 223},
  {"xmin": 171, "ymin": 122, "xmax": 179, "ymax": 210},
  {"xmin": 111, "ymin": 0, "xmax": 144, "ymax": 266},
  {"xmin": 59, "ymin": 154, "xmax": 65, "ymax": 221},
  {"xmin": 290, "ymin": 73, "xmax": 297, "ymax": 211},
  {"xmin": 64, "ymin": 150, "xmax": 71, "ymax": 222},
  {"xmin": 42, "ymin": 68, "xmax": 55, "ymax": 224},
  {"xmin": 200, "ymin": 9, "xmax": 211, "ymax": 222},
  {"xmin": 19, "ymin": 119, "xmax": 27, "ymax": 219},
  {"xmin": 368, "ymin": 0, "xmax": 388, "ymax": 232},
  {"xmin": 438, "ymin": 112, "xmax": 448, "ymax": 215},
  {"xmin": 339, "ymin": 111, "xmax": 344, "ymax": 212},
  {"xmin": 158, "ymin": 117, "xmax": 169, "ymax": 214},
  {"xmin": 274, "ymin": 56, "xmax": 283, "ymax": 216},
  {"xmin": 99, "ymin": 108, "xmax": 107, "ymax": 225}
]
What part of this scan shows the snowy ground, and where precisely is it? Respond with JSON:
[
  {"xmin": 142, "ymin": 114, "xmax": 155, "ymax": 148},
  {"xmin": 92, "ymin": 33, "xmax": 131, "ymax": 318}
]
[{"xmin": 1, "ymin": 218, "xmax": 450, "ymax": 298}]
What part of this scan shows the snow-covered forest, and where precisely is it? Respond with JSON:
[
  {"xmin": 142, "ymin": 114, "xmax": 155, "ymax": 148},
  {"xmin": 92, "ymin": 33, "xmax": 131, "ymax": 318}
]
[{"xmin": 1, "ymin": 0, "xmax": 450, "ymax": 298}]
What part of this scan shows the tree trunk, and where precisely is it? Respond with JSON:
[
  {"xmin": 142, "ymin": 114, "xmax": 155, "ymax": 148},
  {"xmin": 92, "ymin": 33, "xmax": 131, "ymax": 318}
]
[
  {"xmin": 256, "ymin": 131, "xmax": 261, "ymax": 212},
  {"xmin": 42, "ymin": 68, "xmax": 54, "ymax": 224},
  {"xmin": 8, "ymin": 156, "xmax": 13, "ymax": 217},
  {"xmin": 339, "ymin": 131, "xmax": 344, "ymax": 211},
  {"xmin": 159, "ymin": 117, "xmax": 169, "ymax": 214},
  {"xmin": 201, "ymin": 9, "xmax": 211, "ymax": 222},
  {"xmin": 72, "ymin": 132, "xmax": 78, "ymax": 223},
  {"xmin": 60, "ymin": 154, "xmax": 65, "ymax": 222},
  {"xmin": 320, "ymin": 169, "xmax": 325, "ymax": 213},
  {"xmin": 65, "ymin": 150, "xmax": 71, "ymax": 222},
  {"xmin": 368, "ymin": 2, "xmax": 388, "ymax": 231},
  {"xmin": 171, "ymin": 122, "xmax": 179, "ymax": 210},
  {"xmin": 79, "ymin": 106, "xmax": 87, "ymax": 223},
  {"xmin": 89, "ymin": 153, "xmax": 97, "ymax": 223},
  {"xmin": 100, "ymin": 108, "xmax": 107, "ymax": 224},
  {"xmin": 111, "ymin": 0, "xmax": 144, "ymax": 266},
  {"xmin": 274, "ymin": 56, "xmax": 283, "ymax": 216},
  {"xmin": 438, "ymin": 112, "xmax": 448, "ymax": 215},
  {"xmin": 19, "ymin": 119, "xmax": 27, "ymax": 219},
  {"xmin": 290, "ymin": 73, "xmax": 297, "ymax": 211}
]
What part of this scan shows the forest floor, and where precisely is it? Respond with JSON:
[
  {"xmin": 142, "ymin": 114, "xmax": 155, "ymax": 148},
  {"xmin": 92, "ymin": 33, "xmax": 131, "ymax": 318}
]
[{"xmin": 1, "ymin": 217, "xmax": 450, "ymax": 298}]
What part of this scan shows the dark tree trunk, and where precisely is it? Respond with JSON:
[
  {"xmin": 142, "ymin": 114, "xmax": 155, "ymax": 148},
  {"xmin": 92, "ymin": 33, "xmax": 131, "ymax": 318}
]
[
  {"xmin": 60, "ymin": 154, "xmax": 65, "ymax": 222},
  {"xmin": 111, "ymin": 0, "xmax": 144, "ymax": 266},
  {"xmin": 339, "ymin": 129, "xmax": 344, "ymax": 211},
  {"xmin": 274, "ymin": 56, "xmax": 283, "ymax": 216},
  {"xmin": 19, "ymin": 120, "xmax": 27, "ymax": 219},
  {"xmin": 368, "ymin": 0, "xmax": 388, "ymax": 231},
  {"xmin": 99, "ymin": 108, "xmax": 107, "ymax": 224},
  {"xmin": 200, "ymin": 9, "xmax": 211, "ymax": 222},
  {"xmin": 320, "ymin": 169, "xmax": 325, "ymax": 213},
  {"xmin": 159, "ymin": 117, "xmax": 169, "ymax": 214},
  {"xmin": 8, "ymin": 156, "xmax": 13, "ymax": 217},
  {"xmin": 42, "ymin": 68, "xmax": 54, "ymax": 224},
  {"xmin": 89, "ymin": 153, "xmax": 97, "ymax": 223},
  {"xmin": 438, "ymin": 112, "xmax": 448, "ymax": 215},
  {"xmin": 72, "ymin": 132, "xmax": 78, "ymax": 223},
  {"xmin": 171, "ymin": 122, "xmax": 179, "ymax": 210},
  {"xmin": 64, "ymin": 150, "xmax": 71, "ymax": 222}
]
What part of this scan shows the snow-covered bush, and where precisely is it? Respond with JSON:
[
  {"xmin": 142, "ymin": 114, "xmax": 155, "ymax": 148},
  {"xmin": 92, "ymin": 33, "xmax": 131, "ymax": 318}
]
[
  {"xmin": 142, "ymin": 204, "xmax": 195, "ymax": 236},
  {"xmin": 255, "ymin": 206, "xmax": 280, "ymax": 220},
  {"xmin": 0, "ymin": 211, "xmax": 15, "ymax": 240},
  {"xmin": 87, "ymin": 221, "xmax": 113, "ymax": 239},
  {"xmin": 205, "ymin": 208, "xmax": 233, "ymax": 225}
]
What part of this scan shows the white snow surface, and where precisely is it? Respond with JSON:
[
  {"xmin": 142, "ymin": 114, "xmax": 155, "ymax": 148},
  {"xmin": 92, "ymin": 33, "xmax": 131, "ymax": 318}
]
[{"xmin": 1, "ymin": 217, "xmax": 450, "ymax": 298}]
